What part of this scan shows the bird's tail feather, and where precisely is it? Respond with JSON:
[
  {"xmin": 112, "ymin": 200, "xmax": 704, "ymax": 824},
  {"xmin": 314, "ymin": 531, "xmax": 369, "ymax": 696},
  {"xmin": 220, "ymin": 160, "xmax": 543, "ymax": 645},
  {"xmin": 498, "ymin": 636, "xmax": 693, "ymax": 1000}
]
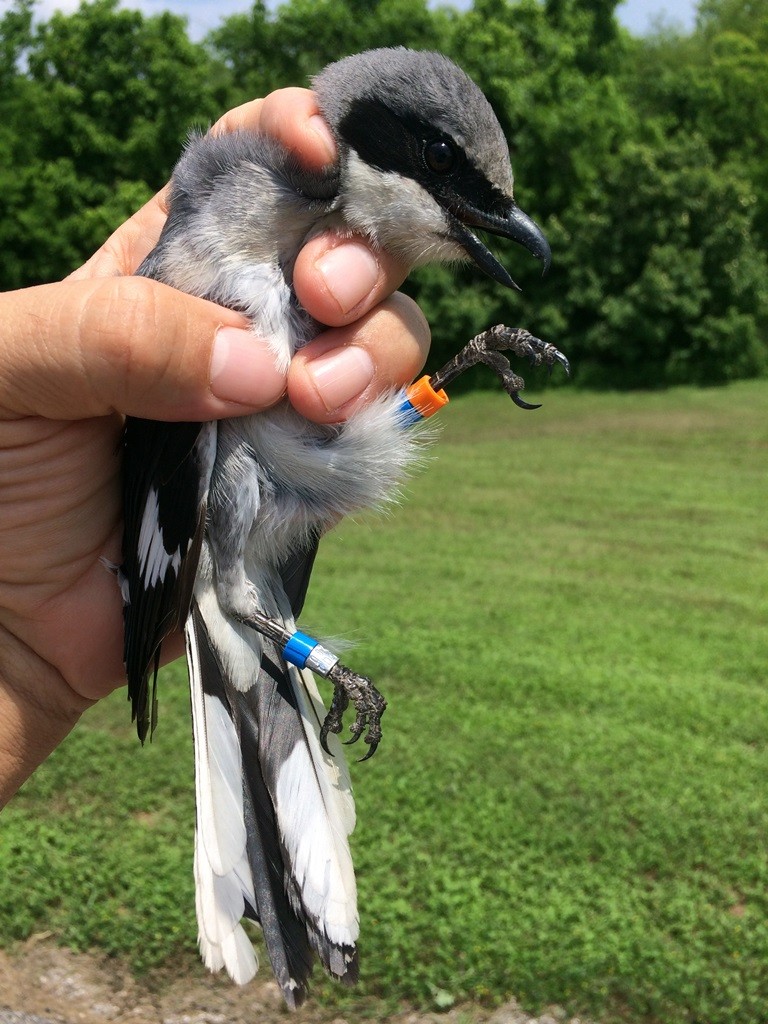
[{"xmin": 186, "ymin": 593, "xmax": 358, "ymax": 1008}]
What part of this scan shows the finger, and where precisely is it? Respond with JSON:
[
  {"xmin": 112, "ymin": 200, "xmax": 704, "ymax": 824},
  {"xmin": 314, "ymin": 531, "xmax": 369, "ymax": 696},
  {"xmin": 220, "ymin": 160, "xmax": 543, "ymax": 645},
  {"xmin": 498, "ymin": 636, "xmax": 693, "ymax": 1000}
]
[
  {"xmin": 286, "ymin": 292, "xmax": 431, "ymax": 423},
  {"xmin": 0, "ymin": 278, "xmax": 288, "ymax": 421},
  {"xmin": 213, "ymin": 87, "xmax": 337, "ymax": 169},
  {"xmin": 294, "ymin": 235, "xmax": 409, "ymax": 328}
]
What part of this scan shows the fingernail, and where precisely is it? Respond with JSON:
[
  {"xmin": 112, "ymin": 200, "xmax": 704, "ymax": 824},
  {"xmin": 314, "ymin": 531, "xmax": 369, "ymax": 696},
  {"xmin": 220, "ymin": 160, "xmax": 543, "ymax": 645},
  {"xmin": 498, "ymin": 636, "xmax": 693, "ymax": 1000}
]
[
  {"xmin": 210, "ymin": 326, "xmax": 285, "ymax": 406},
  {"xmin": 309, "ymin": 114, "xmax": 337, "ymax": 164},
  {"xmin": 316, "ymin": 242, "xmax": 380, "ymax": 315},
  {"xmin": 306, "ymin": 345, "xmax": 375, "ymax": 412}
]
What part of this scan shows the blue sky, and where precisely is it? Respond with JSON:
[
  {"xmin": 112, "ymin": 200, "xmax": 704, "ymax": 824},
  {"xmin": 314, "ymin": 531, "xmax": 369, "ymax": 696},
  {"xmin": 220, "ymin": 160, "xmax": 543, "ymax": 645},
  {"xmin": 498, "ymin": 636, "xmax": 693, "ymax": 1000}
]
[{"xmin": 36, "ymin": 0, "xmax": 698, "ymax": 43}]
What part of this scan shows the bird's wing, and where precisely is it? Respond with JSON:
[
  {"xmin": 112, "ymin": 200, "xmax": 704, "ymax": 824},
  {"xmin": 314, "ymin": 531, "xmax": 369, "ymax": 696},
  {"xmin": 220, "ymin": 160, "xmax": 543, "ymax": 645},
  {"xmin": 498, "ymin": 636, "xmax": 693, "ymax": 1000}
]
[{"xmin": 121, "ymin": 416, "xmax": 216, "ymax": 741}]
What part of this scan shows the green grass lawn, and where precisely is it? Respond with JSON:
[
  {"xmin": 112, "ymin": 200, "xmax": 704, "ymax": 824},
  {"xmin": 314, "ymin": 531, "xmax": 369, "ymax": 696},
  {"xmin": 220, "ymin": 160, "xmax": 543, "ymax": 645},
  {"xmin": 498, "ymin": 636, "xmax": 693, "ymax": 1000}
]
[{"xmin": 1, "ymin": 381, "xmax": 767, "ymax": 1023}]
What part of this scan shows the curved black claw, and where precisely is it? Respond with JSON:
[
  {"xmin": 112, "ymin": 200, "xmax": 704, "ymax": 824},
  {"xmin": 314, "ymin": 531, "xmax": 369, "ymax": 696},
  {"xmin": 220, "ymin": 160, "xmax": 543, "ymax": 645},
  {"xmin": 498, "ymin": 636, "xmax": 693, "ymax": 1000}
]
[
  {"xmin": 553, "ymin": 350, "xmax": 571, "ymax": 376},
  {"xmin": 356, "ymin": 740, "xmax": 379, "ymax": 763},
  {"xmin": 512, "ymin": 394, "xmax": 542, "ymax": 410},
  {"xmin": 321, "ymin": 662, "xmax": 386, "ymax": 760}
]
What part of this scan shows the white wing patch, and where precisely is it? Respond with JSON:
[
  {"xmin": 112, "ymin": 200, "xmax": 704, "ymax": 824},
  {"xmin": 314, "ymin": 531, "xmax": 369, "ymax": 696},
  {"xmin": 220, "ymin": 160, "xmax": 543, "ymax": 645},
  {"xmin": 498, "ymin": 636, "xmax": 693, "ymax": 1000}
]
[{"xmin": 137, "ymin": 487, "xmax": 184, "ymax": 587}]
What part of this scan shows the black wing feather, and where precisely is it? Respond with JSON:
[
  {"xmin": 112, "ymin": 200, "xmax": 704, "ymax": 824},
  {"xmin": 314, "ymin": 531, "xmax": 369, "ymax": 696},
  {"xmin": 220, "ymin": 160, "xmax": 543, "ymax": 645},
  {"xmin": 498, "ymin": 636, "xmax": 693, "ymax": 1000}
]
[
  {"xmin": 121, "ymin": 416, "xmax": 212, "ymax": 741},
  {"xmin": 278, "ymin": 530, "xmax": 321, "ymax": 618}
]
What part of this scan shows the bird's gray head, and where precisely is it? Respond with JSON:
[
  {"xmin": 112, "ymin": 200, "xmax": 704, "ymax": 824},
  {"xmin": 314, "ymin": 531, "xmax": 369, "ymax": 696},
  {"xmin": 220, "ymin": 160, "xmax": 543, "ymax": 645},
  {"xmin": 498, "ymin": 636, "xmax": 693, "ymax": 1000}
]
[{"xmin": 313, "ymin": 48, "xmax": 550, "ymax": 289}]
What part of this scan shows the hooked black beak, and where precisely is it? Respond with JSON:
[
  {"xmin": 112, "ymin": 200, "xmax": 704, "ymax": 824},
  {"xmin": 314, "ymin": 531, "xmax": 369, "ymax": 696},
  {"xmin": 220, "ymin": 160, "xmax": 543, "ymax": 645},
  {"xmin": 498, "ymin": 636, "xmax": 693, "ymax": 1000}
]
[{"xmin": 449, "ymin": 200, "xmax": 551, "ymax": 291}]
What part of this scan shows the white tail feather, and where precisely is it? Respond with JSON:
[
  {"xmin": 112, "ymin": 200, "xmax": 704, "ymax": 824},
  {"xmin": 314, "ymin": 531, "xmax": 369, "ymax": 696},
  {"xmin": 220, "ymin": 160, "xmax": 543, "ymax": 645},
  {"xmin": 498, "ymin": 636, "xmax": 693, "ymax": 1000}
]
[
  {"xmin": 202, "ymin": 695, "xmax": 249, "ymax": 875},
  {"xmin": 274, "ymin": 666, "xmax": 358, "ymax": 945},
  {"xmin": 187, "ymin": 617, "xmax": 258, "ymax": 986},
  {"xmin": 294, "ymin": 667, "xmax": 356, "ymax": 835},
  {"xmin": 222, "ymin": 925, "xmax": 260, "ymax": 985}
]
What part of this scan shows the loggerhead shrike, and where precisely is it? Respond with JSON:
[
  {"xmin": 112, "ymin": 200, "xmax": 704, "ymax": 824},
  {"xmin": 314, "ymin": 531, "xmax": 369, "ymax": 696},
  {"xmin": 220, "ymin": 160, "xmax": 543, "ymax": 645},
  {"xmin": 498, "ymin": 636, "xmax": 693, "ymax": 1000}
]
[{"xmin": 119, "ymin": 47, "xmax": 563, "ymax": 1008}]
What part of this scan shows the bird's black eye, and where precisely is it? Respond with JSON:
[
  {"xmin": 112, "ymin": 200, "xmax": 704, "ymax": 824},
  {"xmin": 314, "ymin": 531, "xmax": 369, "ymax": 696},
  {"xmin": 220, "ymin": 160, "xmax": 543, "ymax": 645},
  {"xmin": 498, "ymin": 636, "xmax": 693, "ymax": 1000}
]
[{"xmin": 424, "ymin": 139, "xmax": 457, "ymax": 174}]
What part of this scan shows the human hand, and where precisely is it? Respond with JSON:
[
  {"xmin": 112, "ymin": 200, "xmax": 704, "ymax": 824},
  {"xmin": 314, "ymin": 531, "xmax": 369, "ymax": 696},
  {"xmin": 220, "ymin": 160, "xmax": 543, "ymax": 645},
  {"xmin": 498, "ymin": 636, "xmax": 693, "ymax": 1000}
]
[{"xmin": 0, "ymin": 87, "xmax": 430, "ymax": 805}]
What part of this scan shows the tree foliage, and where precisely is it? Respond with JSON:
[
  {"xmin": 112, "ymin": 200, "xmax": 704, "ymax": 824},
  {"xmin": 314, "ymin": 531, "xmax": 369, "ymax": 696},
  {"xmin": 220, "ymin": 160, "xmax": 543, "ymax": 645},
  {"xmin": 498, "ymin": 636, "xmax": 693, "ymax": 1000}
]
[
  {"xmin": 0, "ymin": 0, "xmax": 218, "ymax": 287},
  {"xmin": 1, "ymin": 0, "xmax": 766, "ymax": 387}
]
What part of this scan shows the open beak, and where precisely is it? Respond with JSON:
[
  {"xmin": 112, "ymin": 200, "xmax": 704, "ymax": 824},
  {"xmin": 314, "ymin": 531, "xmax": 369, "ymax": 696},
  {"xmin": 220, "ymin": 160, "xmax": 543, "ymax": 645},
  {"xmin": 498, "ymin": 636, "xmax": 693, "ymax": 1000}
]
[{"xmin": 449, "ymin": 200, "xmax": 551, "ymax": 291}]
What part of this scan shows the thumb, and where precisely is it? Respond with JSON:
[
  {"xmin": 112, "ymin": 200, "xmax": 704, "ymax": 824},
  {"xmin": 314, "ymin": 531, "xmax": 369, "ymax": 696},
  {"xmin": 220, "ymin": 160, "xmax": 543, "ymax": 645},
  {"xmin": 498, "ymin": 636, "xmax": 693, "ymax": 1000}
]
[{"xmin": 0, "ymin": 276, "xmax": 287, "ymax": 421}]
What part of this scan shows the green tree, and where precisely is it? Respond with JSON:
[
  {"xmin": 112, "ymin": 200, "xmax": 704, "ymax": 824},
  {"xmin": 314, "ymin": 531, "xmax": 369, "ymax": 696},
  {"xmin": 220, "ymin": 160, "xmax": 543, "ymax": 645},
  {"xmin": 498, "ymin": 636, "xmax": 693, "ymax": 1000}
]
[
  {"xmin": 550, "ymin": 132, "xmax": 768, "ymax": 385},
  {"xmin": 0, "ymin": 0, "xmax": 34, "ymax": 90},
  {"xmin": 624, "ymin": 0, "xmax": 768, "ymax": 240},
  {"xmin": 27, "ymin": 0, "xmax": 219, "ymax": 189},
  {"xmin": 428, "ymin": 0, "xmax": 768, "ymax": 385},
  {"xmin": 2, "ymin": 0, "xmax": 766, "ymax": 386},
  {"xmin": 0, "ymin": 0, "xmax": 218, "ymax": 288},
  {"xmin": 208, "ymin": 0, "xmax": 453, "ymax": 105}
]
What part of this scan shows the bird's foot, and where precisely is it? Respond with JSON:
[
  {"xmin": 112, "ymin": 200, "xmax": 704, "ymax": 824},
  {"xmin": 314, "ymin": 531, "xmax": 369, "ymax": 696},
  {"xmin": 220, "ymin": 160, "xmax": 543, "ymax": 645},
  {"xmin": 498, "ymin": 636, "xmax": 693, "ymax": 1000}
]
[
  {"xmin": 429, "ymin": 325, "xmax": 570, "ymax": 409},
  {"xmin": 320, "ymin": 663, "xmax": 387, "ymax": 762},
  {"xmin": 235, "ymin": 609, "xmax": 387, "ymax": 761}
]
